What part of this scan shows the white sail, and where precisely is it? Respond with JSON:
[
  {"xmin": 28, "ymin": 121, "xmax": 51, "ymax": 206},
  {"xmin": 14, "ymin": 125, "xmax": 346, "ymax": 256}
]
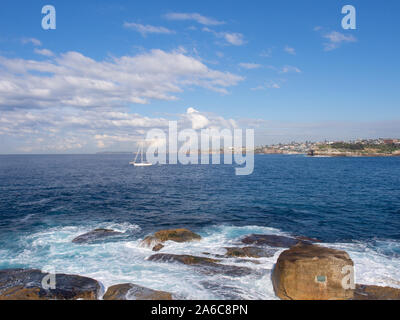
[{"xmin": 130, "ymin": 140, "xmax": 152, "ymax": 166}]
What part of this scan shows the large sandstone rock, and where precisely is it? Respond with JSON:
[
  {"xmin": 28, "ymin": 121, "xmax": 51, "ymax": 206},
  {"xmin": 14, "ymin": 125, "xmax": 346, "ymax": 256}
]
[
  {"xmin": 140, "ymin": 228, "xmax": 201, "ymax": 250},
  {"xmin": 354, "ymin": 284, "xmax": 400, "ymax": 300},
  {"xmin": 241, "ymin": 234, "xmax": 311, "ymax": 248},
  {"xmin": 103, "ymin": 283, "xmax": 172, "ymax": 300},
  {"xmin": 272, "ymin": 243, "xmax": 354, "ymax": 300},
  {"xmin": 72, "ymin": 228, "xmax": 122, "ymax": 244},
  {"xmin": 0, "ymin": 269, "xmax": 101, "ymax": 300},
  {"xmin": 154, "ymin": 228, "xmax": 201, "ymax": 242},
  {"xmin": 224, "ymin": 246, "xmax": 276, "ymax": 258},
  {"xmin": 148, "ymin": 253, "xmax": 253, "ymax": 277}
]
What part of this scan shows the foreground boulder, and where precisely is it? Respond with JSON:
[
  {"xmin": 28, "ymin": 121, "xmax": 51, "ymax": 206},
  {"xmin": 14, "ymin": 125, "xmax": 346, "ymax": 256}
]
[
  {"xmin": 272, "ymin": 243, "xmax": 354, "ymax": 300},
  {"xmin": 354, "ymin": 284, "xmax": 400, "ymax": 300},
  {"xmin": 148, "ymin": 253, "xmax": 253, "ymax": 277},
  {"xmin": 103, "ymin": 283, "xmax": 172, "ymax": 300},
  {"xmin": 224, "ymin": 246, "xmax": 276, "ymax": 258},
  {"xmin": 0, "ymin": 269, "xmax": 101, "ymax": 300},
  {"xmin": 242, "ymin": 234, "xmax": 311, "ymax": 248},
  {"xmin": 140, "ymin": 228, "xmax": 201, "ymax": 250},
  {"xmin": 72, "ymin": 228, "xmax": 122, "ymax": 244}
]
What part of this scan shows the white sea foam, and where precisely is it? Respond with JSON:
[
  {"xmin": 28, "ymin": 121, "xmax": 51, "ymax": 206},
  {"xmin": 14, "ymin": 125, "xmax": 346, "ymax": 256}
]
[{"xmin": 1, "ymin": 224, "xmax": 399, "ymax": 299}]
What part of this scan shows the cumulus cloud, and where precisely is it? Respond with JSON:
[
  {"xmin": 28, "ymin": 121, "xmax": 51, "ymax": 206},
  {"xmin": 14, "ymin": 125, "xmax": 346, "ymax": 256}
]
[
  {"xmin": 34, "ymin": 48, "xmax": 54, "ymax": 57},
  {"xmin": 181, "ymin": 108, "xmax": 237, "ymax": 131},
  {"xmin": 203, "ymin": 28, "xmax": 246, "ymax": 46},
  {"xmin": 164, "ymin": 12, "xmax": 224, "ymax": 26},
  {"xmin": 314, "ymin": 28, "xmax": 357, "ymax": 51},
  {"xmin": 186, "ymin": 107, "xmax": 210, "ymax": 129},
  {"xmin": 123, "ymin": 22, "xmax": 175, "ymax": 36},
  {"xmin": 0, "ymin": 106, "xmax": 241, "ymax": 153},
  {"xmin": 0, "ymin": 49, "xmax": 243, "ymax": 109}
]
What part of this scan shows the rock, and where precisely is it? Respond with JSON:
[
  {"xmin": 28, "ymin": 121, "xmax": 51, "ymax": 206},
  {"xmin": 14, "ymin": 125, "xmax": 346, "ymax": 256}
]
[
  {"xmin": 153, "ymin": 228, "xmax": 201, "ymax": 243},
  {"xmin": 152, "ymin": 243, "xmax": 164, "ymax": 252},
  {"xmin": 148, "ymin": 254, "xmax": 253, "ymax": 277},
  {"xmin": 272, "ymin": 243, "xmax": 354, "ymax": 300},
  {"xmin": 202, "ymin": 252, "xmax": 225, "ymax": 258},
  {"xmin": 140, "ymin": 228, "xmax": 201, "ymax": 250},
  {"xmin": 148, "ymin": 253, "xmax": 219, "ymax": 265},
  {"xmin": 241, "ymin": 234, "xmax": 311, "ymax": 248},
  {"xmin": 354, "ymin": 284, "xmax": 400, "ymax": 300},
  {"xmin": 225, "ymin": 246, "xmax": 276, "ymax": 258},
  {"xmin": 140, "ymin": 235, "xmax": 161, "ymax": 248},
  {"xmin": 103, "ymin": 283, "xmax": 172, "ymax": 300},
  {"xmin": 295, "ymin": 236, "xmax": 321, "ymax": 243},
  {"xmin": 72, "ymin": 229, "xmax": 122, "ymax": 244},
  {"xmin": 0, "ymin": 269, "xmax": 101, "ymax": 300}
]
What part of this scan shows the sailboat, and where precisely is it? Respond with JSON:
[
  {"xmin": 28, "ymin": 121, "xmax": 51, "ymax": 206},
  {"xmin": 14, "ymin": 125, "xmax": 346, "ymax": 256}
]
[{"xmin": 130, "ymin": 141, "xmax": 152, "ymax": 167}]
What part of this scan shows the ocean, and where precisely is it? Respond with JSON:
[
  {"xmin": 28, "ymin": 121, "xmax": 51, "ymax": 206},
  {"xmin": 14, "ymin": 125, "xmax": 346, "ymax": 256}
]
[{"xmin": 0, "ymin": 154, "xmax": 399, "ymax": 299}]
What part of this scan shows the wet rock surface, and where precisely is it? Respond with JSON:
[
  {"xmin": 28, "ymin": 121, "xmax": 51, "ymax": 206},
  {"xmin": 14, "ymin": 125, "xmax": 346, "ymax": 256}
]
[
  {"xmin": 153, "ymin": 229, "xmax": 201, "ymax": 242},
  {"xmin": 354, "ymin": 284, "xmax": 400, "ymax": 300},
  {"xmin": 140, "ymin": 228, "xmax": 201, "ymax": 251},
  {"xmin": 148, "ymin": 253, "xmax": 254, "ymax": 277},
  {"xmin": 0, "ymin": 269, "xmax": 101, "ymax": 300},
  {"xmin": 72, "ymin": 228, "xmax": 122, "ymax": 244},
  {"xmin": 103, "ymin": 283, "xmax": 172, "ymax": 300},
  {"xmin": 225, "ymin": 246, "xmax": 276, "ymax": 258},
  {"xmin": 241, "ymin": 234, "xmax": 311, "ymax": 247}
]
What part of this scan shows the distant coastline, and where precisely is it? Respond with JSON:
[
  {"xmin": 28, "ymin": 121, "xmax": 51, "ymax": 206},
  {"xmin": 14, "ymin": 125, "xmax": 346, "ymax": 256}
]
[{"xmin": 95, "ymin": 138, "xmax": 400, "ymax": 158}]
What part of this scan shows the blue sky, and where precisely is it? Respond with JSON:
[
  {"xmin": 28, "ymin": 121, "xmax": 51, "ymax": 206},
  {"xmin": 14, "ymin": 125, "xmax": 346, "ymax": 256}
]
[{"xmin": 0, "ymin": 0, "xmax": 399, "ymax": 153}]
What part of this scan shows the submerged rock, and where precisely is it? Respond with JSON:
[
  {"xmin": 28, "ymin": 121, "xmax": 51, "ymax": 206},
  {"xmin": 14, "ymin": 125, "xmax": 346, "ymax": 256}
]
[
  {"xmin": 0, "ymin": 269, "xmax": 101, "ymax": 300},
  {"xmin": 354, "ymin": 284, "xmax": 400, "ymax": 300},
  {"xmin": 241, "ymin": 234, "xmax": 311, "ymax": 248},
  {"xmin": 140, "ymin": 228, "xmax": 201, "ymax": 250},
  {"xmin": 152, "ymin": 243, "xmax": 164, "ymax": 252},
  {"xmin": 272, "ymin": 243, "xmax": 354, "ymax": 300},
  {"xmin": 148, "ymin": 253, "xmax": 219, "ymax": 265},
  {"xmin": 103, "ymin": 283, "xmax": 172, "ymax": 300},
  {"xmin": 72, "ymin": 228, "xmax": 122, "ymax": 244},
  {"xmin": 148, "ymin": 253, "xmax": 253, "ymax": 277},
  {"xmin": 224, "ymin": 246, "xmax": 276, "ymax": 258}
]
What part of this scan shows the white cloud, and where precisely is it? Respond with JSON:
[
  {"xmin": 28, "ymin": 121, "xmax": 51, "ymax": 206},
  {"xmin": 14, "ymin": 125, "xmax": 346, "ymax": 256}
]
[
  {"xmin": 186, "ymin": 107, "xmax": 210, "ymax": 130},
  {"xmin": 251, "ymin": 80, "xmax": 282, "ymax": 91},
  {"xmin": 34, "ymin": 48, "xmax": 54, "ymax": 57},
  {"xmin": 0, "ymin": 49, "xmax": 243, "ymax": 109},
  {"xmin": 280, "ymin": 65, "xmax": 301, "ymax": 73},
  {"xmin": 239, "ymin": 62, "xmax": 261, "ymax": 70},
  {"xmin": 164, "ymin": 12, "xmax": 224, "ymax": 26},
  {"xmin": 182, "ymin": 108, "xmax": 237, "ymax": 131},
  {"xmin": 320, "ymin": 31, "xmax": 357, "ymax": 51},
  {"xmin": 203, "ymin": 28, "xmax": 246, "ymax": 46},
  {"xmin": 224, "ymin": 32, "xmax": 245, "ymax": 46},
  {"xmin": 284, "ymin": 46, "xmax": 296, "ymax": 55},
  {"xmin": 123, "ymin": 22, "xmax": 175, "ymax": 36},
  {"xmin": 21, "ymin": 37, "xmax": 42, "ymax": 46},
  {"xmin": 0, "ymin": 105, "xmax": 241, "ymax": 153}
]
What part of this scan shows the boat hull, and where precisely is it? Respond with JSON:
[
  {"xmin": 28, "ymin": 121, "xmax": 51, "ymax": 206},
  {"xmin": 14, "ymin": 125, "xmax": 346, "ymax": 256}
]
[{"xmin": 130, "ymin": 162, "xmax": 152, "ymax": 166}]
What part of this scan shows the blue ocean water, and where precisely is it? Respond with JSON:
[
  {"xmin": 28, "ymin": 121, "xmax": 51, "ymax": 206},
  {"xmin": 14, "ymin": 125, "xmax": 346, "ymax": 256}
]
[{"xmin": 0, "ymin": 154, "xmax": 399, "ymax": 299}]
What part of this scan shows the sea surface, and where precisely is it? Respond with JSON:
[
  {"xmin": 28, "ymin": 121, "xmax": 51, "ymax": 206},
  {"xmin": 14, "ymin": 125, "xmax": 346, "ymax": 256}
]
[{"xmin": 0, "ymin": 154, "xmax": 399, "ymax": 299}]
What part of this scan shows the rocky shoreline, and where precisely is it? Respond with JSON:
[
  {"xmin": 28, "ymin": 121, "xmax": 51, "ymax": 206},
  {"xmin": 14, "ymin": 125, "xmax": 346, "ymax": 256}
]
[{"xmin": 0, "ymin": 228, "xmax": 399, "ymax": 300}]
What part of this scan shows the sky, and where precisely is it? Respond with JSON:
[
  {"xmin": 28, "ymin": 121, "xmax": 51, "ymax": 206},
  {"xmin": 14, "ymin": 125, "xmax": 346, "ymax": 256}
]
[{"xmin": 0, "ymin": 0, "xmax": 399, "ymax": 153}]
